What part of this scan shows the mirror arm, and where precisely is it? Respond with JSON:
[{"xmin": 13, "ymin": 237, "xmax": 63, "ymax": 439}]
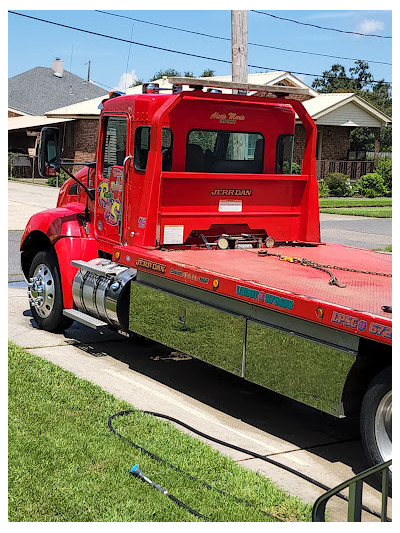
[{"xmin": 60, "ymin": 165, "xmax": 95, "ymax": 202}]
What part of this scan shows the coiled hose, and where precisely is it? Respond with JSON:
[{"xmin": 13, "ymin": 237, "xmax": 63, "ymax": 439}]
[{"xmin": 108, "ymin": 409, "xmax": 384, "ymax": 521}]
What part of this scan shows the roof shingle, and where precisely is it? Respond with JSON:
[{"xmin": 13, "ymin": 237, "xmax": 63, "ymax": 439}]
[{"xmin": 8, "ymin": 66, "xmax": 107, "ymax": 116}]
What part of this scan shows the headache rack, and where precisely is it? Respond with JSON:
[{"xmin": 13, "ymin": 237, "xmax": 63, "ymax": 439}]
[{"xmin": 141, "ymin": 76, "xmax": 313, "ymax": 97}]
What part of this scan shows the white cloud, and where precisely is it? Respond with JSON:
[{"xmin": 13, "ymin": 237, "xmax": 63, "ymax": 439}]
[
  {"xmin": 113, "ymin": 69, "xmax": 139, "ymax": 92},
  {"xmin": 357, "ymin": 19, "xmax": 384, "ymax": 33}
]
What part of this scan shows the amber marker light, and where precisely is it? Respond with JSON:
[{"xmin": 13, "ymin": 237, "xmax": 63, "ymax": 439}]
[
  {"xmin": 316, "ymin": 307, "xmax": 324, "ymax": 319},
  {"xmin": 115, "ymin": 251, "xmax": 120, "ymax": 260},
  {"xmin": 212, "ymin": 278, "xmax": 219, "ymax": 290}
]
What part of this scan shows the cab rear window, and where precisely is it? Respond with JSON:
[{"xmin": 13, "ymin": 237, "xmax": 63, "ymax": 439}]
[{"xmin": 186, "ymin": 130, "xmax": 264, "ymax": 173}]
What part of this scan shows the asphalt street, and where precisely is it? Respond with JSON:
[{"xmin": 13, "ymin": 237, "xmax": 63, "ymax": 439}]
[
  {"xmin": 319, "ymin": 213, "xmax": 392, "ymax": 250},
  {"xmin": 8, "ymin": 181, "xmax": 392, "ymax": 521}
]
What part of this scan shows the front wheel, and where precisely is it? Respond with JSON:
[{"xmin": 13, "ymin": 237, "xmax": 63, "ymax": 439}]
[
  {"xmin": 28, "ymin": 249, "xmax": 73, "ymax": 332},
  {"xmin": 360, "ymin": 367, "xmax": 392, "ymax": 486}
]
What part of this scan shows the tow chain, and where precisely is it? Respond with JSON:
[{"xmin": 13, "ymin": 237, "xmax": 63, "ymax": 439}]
[{"xmin": 257, "ymin": 250, "xmax": 392, "ymax": 289}]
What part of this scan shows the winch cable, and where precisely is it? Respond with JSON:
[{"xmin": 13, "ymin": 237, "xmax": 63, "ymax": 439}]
[{"xmin": 108, "ymin": 409, "xmax": 384, "ymax": 521}]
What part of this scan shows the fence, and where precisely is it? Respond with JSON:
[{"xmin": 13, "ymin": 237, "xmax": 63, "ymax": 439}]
[{"xmin": 317, "ymin": 160, "xmax": 376, "ymax": 181}]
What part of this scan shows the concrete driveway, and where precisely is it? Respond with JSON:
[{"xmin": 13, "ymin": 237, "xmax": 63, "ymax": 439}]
[{"xmin": 8, "ymin": 181, "xmax": 391, "ymax": 521}]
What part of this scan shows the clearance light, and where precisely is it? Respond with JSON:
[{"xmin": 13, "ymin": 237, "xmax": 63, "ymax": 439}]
[
  {"xmin": 115, "ymin": 251, "xmax": 120, "ymax": 260},
  {"xmin": 316, "ymin": 307, "xmax": 324, "ymax": 319},
  {"xmin": 212, "ymin": 278, "xmax": 219, "ymax": 290}
]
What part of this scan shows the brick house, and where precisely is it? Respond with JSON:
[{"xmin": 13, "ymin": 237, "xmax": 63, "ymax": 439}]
[
  {"xmin": 8, "ymin": 59, "xmax": 107, "ymax": 177},
  {"xmin": 42, "ymin": 72, "xmax": 391, "ymax": 179}
]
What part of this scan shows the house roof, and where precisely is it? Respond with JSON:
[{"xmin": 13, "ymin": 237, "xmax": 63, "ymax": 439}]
[
  {"xmin": 8, "ymin": 66, "xmax": 108, "ymax": 116},
  {"xmin": 45, "ymin": 71, "xmax": 318, "ymax": 117},
  {"xmin": 8, "ymin": 115, "xmax": 73, "ymax": 131},
  {"xmin": 44, "ymin": 72, "xmax": 391, "ymax": 128},
  {"xmin": 300, "ymin": 93, "xmax": 391, "ymax": 127}
]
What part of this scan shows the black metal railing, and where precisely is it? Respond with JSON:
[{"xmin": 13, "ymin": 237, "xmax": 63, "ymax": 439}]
[
  {"xmin": 312, "ymin": 459, "xmax": 391, "ymax": 522},
  {"xmin": 316, "ymin": 160, "xmax": 376, "ymax": 181}
]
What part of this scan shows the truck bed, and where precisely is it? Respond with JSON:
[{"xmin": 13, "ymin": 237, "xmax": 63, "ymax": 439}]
[{"xmin": 145, "ymin": 243, "xmax": 391, "ymax": 320}]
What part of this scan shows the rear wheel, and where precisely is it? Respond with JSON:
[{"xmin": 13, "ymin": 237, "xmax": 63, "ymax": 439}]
[
  {"xmin": 28, "ymin": 249, "xmax": 73, "ymax": 332},
  {"xmin": 360, "ymin": 367, "xmax": 392, "ymax": 486}
]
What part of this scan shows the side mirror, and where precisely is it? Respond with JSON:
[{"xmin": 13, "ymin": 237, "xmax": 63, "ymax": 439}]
[{"xmin": 38, "ymin": 127, "xmax": 61, "ymax": 177}]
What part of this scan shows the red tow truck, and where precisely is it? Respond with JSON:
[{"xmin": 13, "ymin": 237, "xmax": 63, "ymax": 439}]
[{"xmin": 20, "ymin": 77, "xmax": 392, "ymax": 481}]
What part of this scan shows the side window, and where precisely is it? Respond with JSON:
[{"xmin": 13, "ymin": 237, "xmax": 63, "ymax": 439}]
[
  {"xmin": 102, "ymin": 116, "xmax": 127, "ymax": 179},
  {"xmin": 276, "ymin": 134, "xmax": 294, "ymax": 174},
  {"xmin": 134, "ymin": 127, "xmax": 173, "ymax": 171}
]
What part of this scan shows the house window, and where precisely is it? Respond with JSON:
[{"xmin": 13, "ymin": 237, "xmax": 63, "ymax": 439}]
[
  {"xmin": 64, "ymin": 121, "xmax": 74, "ymax": 149},
  {"xmin": 102, "ymin": 116, "xmax": 127, "ymax": 179},
  {"xmin": 276, "ymin": 134, "xmax": 294, "ymax": 174}
]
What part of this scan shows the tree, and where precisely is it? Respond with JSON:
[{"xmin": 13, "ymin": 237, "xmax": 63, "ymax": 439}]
[
  {"xmin": 312, "ymin": 61, "xmax": 392, "ymax": 152},
  {"xmin": 200, "ymin": 68, "xmax": 215, "ymax": 77},
  {"xmin": 151, "ymin": 68, "xmax": 181, "ymax": 81},
  {"xmin": 129, "ymin": 78, "xmax": 143, "ymax": 87}
]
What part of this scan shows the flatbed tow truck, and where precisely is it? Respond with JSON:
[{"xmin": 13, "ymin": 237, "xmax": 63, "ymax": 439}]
[{"xmin": 20, "ymin": 77, "xmax": 392, "ymax": 483}]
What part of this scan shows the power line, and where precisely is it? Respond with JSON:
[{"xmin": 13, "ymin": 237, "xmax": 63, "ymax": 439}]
[
  {"xmin": 8, "ymin": 11, "xmax": 392, "ymax": 86},
  {"xmin": 95, "ymin": 10, "xmax": 391, "ymax": 66},
  {"xmin": 251, "ymin": 11, "xmax": 392, "ymax": 39}
]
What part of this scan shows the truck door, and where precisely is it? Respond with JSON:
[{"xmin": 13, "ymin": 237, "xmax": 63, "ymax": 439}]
[{"xmin": 95, "ymin": 114, "xmax": 131, "ymax": 246}]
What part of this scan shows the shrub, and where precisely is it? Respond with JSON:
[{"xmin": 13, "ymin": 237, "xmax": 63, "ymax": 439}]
[
  {"xmin": 291, "ymin": 162, "xmax": 302, "ymax": 175},
  {"xmin": 355, "ymin": 173, "xmax": 388, "ymax": 198},
  {"xmin": 375, "ymin": 157, "xmax": 392, "ymax": 195},
  {"xmin": 47, "ymin": 170, "xmax": 69, "ymax": 187},
  {"xmin": 318, "ymin": 179, "xmax": 330, "ymax": 198},
  {"xmin": 324, "ymin": 173, "xmax": 352, "ymax": 197}
]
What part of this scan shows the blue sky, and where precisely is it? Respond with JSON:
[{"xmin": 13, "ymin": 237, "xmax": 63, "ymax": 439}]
[{"xmin": 8, "ymin": 8, "xmax": 392, "ymax": 92}]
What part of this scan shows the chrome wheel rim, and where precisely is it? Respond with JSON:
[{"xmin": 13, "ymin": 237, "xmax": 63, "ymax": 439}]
[
  {"xmin": 375, "ymin": 390, "xmax": 392, "ymax": 463},
  {"xmin": 28, "ymin": 263, "xmax": 55, "ymax": 318}
]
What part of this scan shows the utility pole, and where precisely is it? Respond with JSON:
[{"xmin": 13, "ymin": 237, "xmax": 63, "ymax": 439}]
[
  {"xmin": 231, "ymin": 11, "xmax": 248, "ymax": 159},
  {"xmin": 231, "ymin": 10, "xmax": 248, "ymax": 89}
]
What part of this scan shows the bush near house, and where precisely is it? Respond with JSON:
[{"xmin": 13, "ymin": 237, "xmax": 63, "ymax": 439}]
[
  {"xmin": 323, "ymin": 173, "xmax": 353, "ymax": 197},
  {"xmin": 355, "ymin": 173, "xmax": 388, "ymax": 198},
  {"xmin": 375, "ymin": 157, "xmax": 392, "ymax": 195},
  {"xmin": 47, "ymin": 170, "xmax": 69, "ymax": 187}
]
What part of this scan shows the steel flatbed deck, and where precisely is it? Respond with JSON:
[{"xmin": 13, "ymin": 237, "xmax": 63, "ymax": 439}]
[{"xmin": 116, "ymin": 242, "xmax": 392, "ymax": 346}]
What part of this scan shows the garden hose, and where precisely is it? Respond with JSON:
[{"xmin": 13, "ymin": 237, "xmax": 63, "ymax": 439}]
[{"xmin": 108, "ymin": 409, "xmax": 383, "ymax": 521}]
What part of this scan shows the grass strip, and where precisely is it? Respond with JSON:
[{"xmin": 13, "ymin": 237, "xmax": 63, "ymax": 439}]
[
  {"xmin": 8, "ymin": 341, "xmax": 311, "ymax": 522},
  {"xmin": 320, "ymin": 206, "xmax": 392, "ymax": 218},
  {"xmin": 319, "ymin": 197, "xmax": 392, "ymax": 208}
]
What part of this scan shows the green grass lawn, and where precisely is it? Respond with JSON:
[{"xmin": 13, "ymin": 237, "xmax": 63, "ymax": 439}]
[
  {"xmin": 319, "ymin": 197, "xmax": 392, "ymax": 208},
  {"xmin": 320, "ymin": 206, "xmax": 392, "ymax": 218},
  {"xmin": 8, "ymin": 341, "xmax": 311, "ymax": 522},
  {"xmin": 319, "ymin": 197, "xmax": 392, "ymax": 218}
]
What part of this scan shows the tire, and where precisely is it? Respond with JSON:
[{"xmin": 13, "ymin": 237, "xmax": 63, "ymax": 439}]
[
  {"xmin": 28, "ymin": 249, "xmax": 73, "ymax": 332},
  {"xmin": 360, "ymin": 367, "xmax": 392, "ymax": 486}
]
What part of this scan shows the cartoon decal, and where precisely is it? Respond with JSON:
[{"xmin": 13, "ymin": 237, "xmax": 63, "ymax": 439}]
[{"xmin": 98, "ymin": 180, "xmax": 122, "ymax": 226}]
